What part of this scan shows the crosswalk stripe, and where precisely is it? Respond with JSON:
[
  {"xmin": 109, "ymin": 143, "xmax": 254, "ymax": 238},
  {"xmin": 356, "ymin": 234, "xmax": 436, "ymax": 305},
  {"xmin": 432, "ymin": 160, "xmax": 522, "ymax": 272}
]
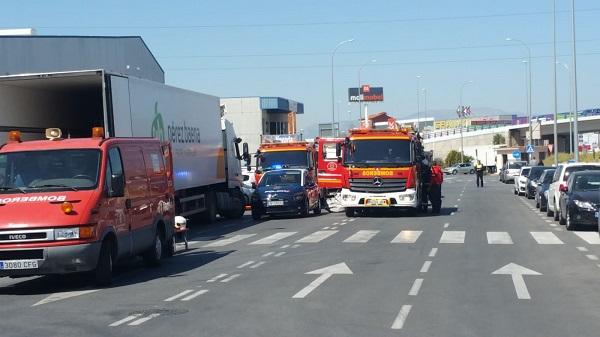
[
  {"xmin": 487, "ymin": 232, "xmax": 513, "ymax": 244},
  {"xmin": 573, "ymin": 231, "xmax": 600, "ymax": 245},
  {"xmin": 203, "ymin": 234, "xmax": 256, "ymax": 247},
  {"xmin": 249, "ymin": 232, "xmax": 297, "ymax": 245},
  {"xmin": 530, "ymin": 231, "xmax": 564, "ymax": 245},
  {"xmin": 440, "ymin": 231, "xmax": 465, "ymax": 243},
  {"xmin": 391, "ymin": 230, "xmax": 423, "ymax": 243},
  {"xmin": 296, "ymin": 230, "xmax": 338, "ymax": 243},
  {"xmin": 109, "ymin": 315, "xmax": 142, "ymax": 327},
  {"xmin": 343, "ymin": 230, "xmax": 379, "ymax": 243}
]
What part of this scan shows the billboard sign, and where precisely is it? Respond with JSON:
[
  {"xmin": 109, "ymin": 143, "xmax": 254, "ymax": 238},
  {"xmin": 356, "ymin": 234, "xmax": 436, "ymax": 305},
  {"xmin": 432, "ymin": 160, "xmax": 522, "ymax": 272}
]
[{"xmin": 348, "ymin": 85, "xmax": 384, "ymax": 102}]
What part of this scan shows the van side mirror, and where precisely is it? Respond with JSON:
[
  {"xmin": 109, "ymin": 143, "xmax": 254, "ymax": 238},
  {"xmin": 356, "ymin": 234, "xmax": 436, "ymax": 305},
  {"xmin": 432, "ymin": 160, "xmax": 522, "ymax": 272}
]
[
  {"xmin": 109, "ymin": 174, "xmax": 125, "ymax": 197},
  {"xmin": 335, "ymin": 143, "xmax": 342, "ymax": 157}
]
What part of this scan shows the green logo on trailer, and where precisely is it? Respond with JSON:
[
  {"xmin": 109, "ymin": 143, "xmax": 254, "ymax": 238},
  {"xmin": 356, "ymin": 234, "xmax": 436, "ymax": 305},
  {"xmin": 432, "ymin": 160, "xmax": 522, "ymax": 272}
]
[{"xmin": 151, "ymin": 102, "xmax": 165, "ymax": 141}]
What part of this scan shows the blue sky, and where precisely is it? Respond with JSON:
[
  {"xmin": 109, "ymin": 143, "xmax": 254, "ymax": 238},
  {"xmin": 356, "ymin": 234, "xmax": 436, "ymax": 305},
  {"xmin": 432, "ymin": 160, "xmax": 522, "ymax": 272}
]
[{"xmin": 2, "ymin": 0, "xmax": 599, "ymax": 129}]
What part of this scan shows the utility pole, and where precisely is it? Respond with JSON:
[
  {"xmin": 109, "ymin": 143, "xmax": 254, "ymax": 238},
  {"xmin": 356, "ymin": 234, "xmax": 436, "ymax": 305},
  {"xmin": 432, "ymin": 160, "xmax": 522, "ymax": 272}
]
[
  {"xmin": 553, "ymin": 0, "xmax": 559, "ymax": 166},
  {"xmin": 571, "ymin": 0, "xmax": 579, "ymax": 162},
  {"xmin": 331, "ymin": 39, "xmax": 354, "ymax": 137}
]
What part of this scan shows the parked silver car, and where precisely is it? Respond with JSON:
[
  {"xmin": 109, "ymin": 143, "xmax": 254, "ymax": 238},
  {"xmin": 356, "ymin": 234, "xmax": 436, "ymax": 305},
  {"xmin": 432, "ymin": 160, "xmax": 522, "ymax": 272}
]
[{"xmin": 444, "ymin": 163, "xmax": 475, "ymax": 175}]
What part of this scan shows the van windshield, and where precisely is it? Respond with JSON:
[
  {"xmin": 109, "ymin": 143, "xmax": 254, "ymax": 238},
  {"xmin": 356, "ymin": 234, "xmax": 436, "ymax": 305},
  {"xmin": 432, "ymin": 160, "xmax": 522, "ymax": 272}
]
[{"xmin": 0, "ymin": 149, "xmax": 101, "ymax": 193}]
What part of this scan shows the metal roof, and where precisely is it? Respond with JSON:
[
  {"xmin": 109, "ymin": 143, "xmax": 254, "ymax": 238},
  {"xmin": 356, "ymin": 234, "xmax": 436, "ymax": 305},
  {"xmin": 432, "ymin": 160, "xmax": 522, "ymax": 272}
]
[{"xmin": 260, "ymin": 97, "xmax": 304, "ymax": 114}]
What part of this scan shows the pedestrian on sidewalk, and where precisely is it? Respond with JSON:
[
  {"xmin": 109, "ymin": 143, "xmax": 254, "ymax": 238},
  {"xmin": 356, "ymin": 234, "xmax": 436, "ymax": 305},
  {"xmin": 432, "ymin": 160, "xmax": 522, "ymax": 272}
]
[
  {"xmin": 430, "ymin": 160, "xmax": 444, "ymax": 214},
  {"xmin": 475, "ymin": 160, "xmax": 485, "ymax": 187}
]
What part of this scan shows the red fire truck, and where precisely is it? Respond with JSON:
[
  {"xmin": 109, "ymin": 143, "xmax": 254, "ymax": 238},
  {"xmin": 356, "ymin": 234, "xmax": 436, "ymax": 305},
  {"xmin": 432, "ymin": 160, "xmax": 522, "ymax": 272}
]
[{"xmin": 315, "ymin": 137, "xmax": 346, "ymax": 195}]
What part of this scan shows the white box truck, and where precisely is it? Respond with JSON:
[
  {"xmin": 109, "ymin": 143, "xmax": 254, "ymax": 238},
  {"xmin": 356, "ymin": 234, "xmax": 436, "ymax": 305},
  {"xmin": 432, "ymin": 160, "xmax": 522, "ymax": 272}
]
[{"xmin": 0, "ymin": 70, "xmax": 246, "ymax": 221}]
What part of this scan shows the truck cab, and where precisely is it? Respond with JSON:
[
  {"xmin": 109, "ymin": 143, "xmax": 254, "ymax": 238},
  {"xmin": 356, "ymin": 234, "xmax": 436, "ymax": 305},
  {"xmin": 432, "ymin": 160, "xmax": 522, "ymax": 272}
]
[
  {"xmin": 254, "ymin": 135, "xmax": 317, "ymax": 182},
  {"xmin": 316, "ymin": 137, "xmax": 346, "ymax": 195},
  {"xmin": 0, "ymin": 128, "xmax": 175, "ymax": 285}
]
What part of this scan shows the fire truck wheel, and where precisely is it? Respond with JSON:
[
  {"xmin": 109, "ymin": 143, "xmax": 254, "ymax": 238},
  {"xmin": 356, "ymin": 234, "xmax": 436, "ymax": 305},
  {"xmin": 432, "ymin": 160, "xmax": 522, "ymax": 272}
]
[
  {"xmin": 94, "ymin": 239, "xmax": 114, "ymax": 287},
  {"xmin": 345, "ymin": 208, "xmax": 355, "ymax": 217}
]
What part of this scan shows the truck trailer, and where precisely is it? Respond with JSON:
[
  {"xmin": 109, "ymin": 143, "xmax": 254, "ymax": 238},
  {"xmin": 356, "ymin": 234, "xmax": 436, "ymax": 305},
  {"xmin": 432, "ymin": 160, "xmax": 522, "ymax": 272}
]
[{"xmin": 0, "ymin": 70, "xmax": 246, "ymax": 222}]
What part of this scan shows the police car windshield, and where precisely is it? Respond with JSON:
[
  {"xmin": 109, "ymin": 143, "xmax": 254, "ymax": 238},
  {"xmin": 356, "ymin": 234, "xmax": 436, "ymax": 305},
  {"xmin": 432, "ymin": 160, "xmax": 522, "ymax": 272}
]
[
  {"xmin": 0, "ymin": 149, "xmax": 101, "ymax": 193},
  {"xmin": 345, "ymin": 139, "xmax": 411, "ymax": 167},
  {"xmin": 261, "ymin": 151, "xmax": 308, "ymax": 170},
  {"xmin": 259, "ymin": 170, "xmax": 302, "ymax": 187}
]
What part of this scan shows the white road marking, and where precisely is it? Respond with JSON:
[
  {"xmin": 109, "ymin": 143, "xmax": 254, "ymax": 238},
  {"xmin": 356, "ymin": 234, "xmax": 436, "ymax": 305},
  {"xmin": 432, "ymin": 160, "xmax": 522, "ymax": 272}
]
[
  {"xmin": 554, "ymin": 228, "xmax": 564, "ymax": 232},
  {"xmin": 291, "ymin": 244, "xmax": 301, "ymax": 248},
  {"xmin": 164, "ymin": 289, "xmax": 194, "ymax": 302},
  {"xmin": 181, "ymin": 289, "xmax": 209, "ymax": 301},
  {"xmin": 207, "ymin": 273, "xmax": 228, "ymax": 283},
  {"xmin": 203, "ymin": 234, "xmax": 256, "ymax": 247},
  {"xmin": 586, "ymin": 254, "xmax": 599, "ymax": 261},
  {"xmin": 128, "ymin": 313, "xmax": 161, "ymax": 326},
  {"xmin": 348, "ymin": 218, "xmax": 356, "ymax": 222},
  {"xmin": 545, "ymin": 219, "xmax": 553, "ymax": 222},
  {"xmin": 574, "ymin": 231, "xmax": 600, "ymax": 245},
  {"xmin": 440, "ymin": 231, "xmax": 465, "ymax": 244},
  {"xmin": 249, "ymin": 232, "xmax": 297, "ymax": 245},
  {"xmin": 274, "ymin": 251, "xmax": 286, "ymax": 257},
  {"xmin": 492, "ymin": 263, "xmax": 542, "ymax": 300},
  {"xmin": 420, "ymin": 261, "xmax": 432, "ymax": 273},
  {"xmin": 220, "ymin": 274, "xmax": 241, "ymax": 283},
  {"xmin": 576, "ymin": 246, "xmax": 589, "ymax": 252},
  {"xmin": 408, "ymin": 278, "xmax": 423, "ymax": 296},
  {"xmin": 262, "ymin": 252, "xmax": 274, "ymax": 257},
  {"xmin": 428, "ymin": 248, "xmax": 438, "ymax": 257},
  {"xmin": 109, "ymin": 314, "xmax": 142, "ymax": 327},
  {"xmin": 292, "ymin": 263, "xmax": 353, "ymax": 299},
  {"xmin": 391, "ymin": 230, "xmax": 423, "ymax": 243},
  {"xmin": 454, "ymin": 204, "xmax": 458, "ymax": 208},
  {"xmin": 457, "ymin": 198, "xmax": 461, "ymax": 201},
  {"xmin": 32, "ymin": 289, "xmax": 100, "ymax": 307},
  {"xmin": 237, "ymin": 261, "xmax": 255, "ymax": 268},
  {"xmin": 296, "ymin": 230, "xmax": 338, "ymax": 243},
  {"xmin": 281, "ymin": 244, "xmax": 290, "ymax": 249},
  {"xmin": 250, "ymin": 261, "xmax": 266, "ymax": 269},
  {"xmin": 331, "ymin": 222, "xmax": 339, "ymax": 226},
  {"xmin": 391, "ymin": 305, "xmax": 412, "ymax": 330},
  {"xmin": 530, "ymin": 232, "xmax": 564, "ymax": 245},
  {"xmin": 450, "ymin": 212, "xmax": 455, "ymax": 216},
  {"xmin": 549, "ymin": 223, "xmax": 557, "ymax": 227},
  {"xmin": 343, "ymin": 230, "xmax": 379, "ymax": 243},
  {"xmin": 443, "ymin": 223, "xmax": 450, "ymax": 228},
  {"xmin": 487, "ymin": 232, "xmax": 514, "ymax": 245},
  {"xmin": 322, "ymin": 227, "xmax": 330, "ymax": 230}
]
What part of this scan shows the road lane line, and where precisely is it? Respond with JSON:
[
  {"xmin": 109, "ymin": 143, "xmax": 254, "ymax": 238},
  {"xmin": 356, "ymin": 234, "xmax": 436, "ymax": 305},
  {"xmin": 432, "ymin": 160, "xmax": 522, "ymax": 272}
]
[
  {"xmin": 128, "ymin": 314, "xmax": 161, "ymax": 326},
  {"xmin": 109, "ymin": 315, "xmax": 142, "ymax": 327},
  {"xmin": 574, "ymin": 231, "xmax": 600, "ymax": 244},
  {"xmin": 576, "ymin": 246, "xmax": 589, "ymax": 252},
  {"xmin": 296, "ymin": 230, "xmax": 338, "ymax": 243},
  {"xmin": 420, "ymin": 261, "xmax": 432, "ymax": 273},
  {"xmin": 207, "ymin": 273, "xmax": 228, "ymax": 283},
  {"xmin": 237, "ymin": 261, "xmax": 255, "ymax": 268},
  {"xmin": 530, "ymin": 232, "xmax": 564, "ymax": 245},
  {"xmin": 443, "ymin": 223, "xmax": 450, "ymax": 228},
  {"xmin": 549, "ymin": 223, "xmax": 557, "ymax": 227},
  {"xmin": 586, "ymin": 254, "xmax": 599, "ymax": 261},
  {"xmin": 554, "ymin": 228, "xmax": 564, "ymax": 232},
  {"xmin": 262, "ymin": 252, "xmax": 274, "ymax": 257},
  {"xmin": 323, "ymin": 227, "xmax": 330, "ymax": 229},
  {"xmin": 291, "ymin": 244, "xmax": 301, "ymax": 248},
  {"xmin": 408, "ymin": 278, "xmax": 423, "ymax": 296},
  {"xmin": 281, "ymin": 244, "xmax": 290, "ymax": 249},
  {"xmin": 450, "ymin": 212, "xmax": 455, "ymax": 216},
  {"xmin": 348, "ymin": 218, "xmax": 356, "ymax": 222},
  {"xmin": 439, "ymin": 231, "xmax": 465, "ymax": 244},
  {"xmin": 391, "ymin": 305, "xmax": 412, "ymax": 330},
  {"xmin": 391, "ymin": 230, "xmax": 423, "ymax": 243},
  {"xmin": 428, "ymin": 248, "xmax": 438, "ymax": 257},
  {"xmin": 343, "ymin": 230, "xmax": 379, "ymax": 243},
  {"xmin": 331, "ymin": 222, "xmax": 339, "ymax": 226},
  {"xmin": 220, "ymin": 274, "xmax": 241, "ymax": 283},
  {"xmin": 203, "ymin": 234, "xmax": 256, "ymax": 247},
  {"xmin": 487, "ymin": 232, "xmax": 514, "ymax": 245},
  {"xmin": 250, "ymin": 261, "xmax": 266, "ymax": 269},
  {"xmin": 32, "ymin": 289, "xmax": 100, "ymax": 307},
  {"xmin": 181, "ymin": 289, "xmax": 209, "ymax": 301},
  {"xmin": 274, "ymin": 251, "xmax": 286, "ymax": 257},
  {"xmin": 164, "ymin": 289, "xmax": 194, "ymax": 302},
  {"xmin": 249, "ymin": 232, "xmax": 297, "ymax": 245}
]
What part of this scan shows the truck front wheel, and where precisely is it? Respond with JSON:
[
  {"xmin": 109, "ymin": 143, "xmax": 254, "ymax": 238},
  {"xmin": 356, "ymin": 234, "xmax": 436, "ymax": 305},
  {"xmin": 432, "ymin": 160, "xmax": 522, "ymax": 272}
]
[{"xmin": 94, "ymin": 240, "xmax": 114, "ymax": 287}]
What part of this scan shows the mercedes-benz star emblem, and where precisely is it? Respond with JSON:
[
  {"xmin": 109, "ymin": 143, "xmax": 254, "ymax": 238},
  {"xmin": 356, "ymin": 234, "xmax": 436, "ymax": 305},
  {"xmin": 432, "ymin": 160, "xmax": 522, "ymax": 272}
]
[{"xmin": 373, "ymin": 177, "xmax": 383, "ymax": 186}]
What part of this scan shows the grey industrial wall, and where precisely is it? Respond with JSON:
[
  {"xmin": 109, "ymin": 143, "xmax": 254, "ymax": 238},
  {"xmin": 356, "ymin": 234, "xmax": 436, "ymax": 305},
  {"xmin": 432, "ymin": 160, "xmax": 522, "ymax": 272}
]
[{"xmin": 221, "ymin": 97, "xmax": 263, "ymax": 153}]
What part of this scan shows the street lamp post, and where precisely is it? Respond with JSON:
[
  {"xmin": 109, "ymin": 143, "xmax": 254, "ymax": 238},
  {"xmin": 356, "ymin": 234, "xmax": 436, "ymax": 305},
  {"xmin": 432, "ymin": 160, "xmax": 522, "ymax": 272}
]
[
  {"xmin": 506, "ymin": 37, "xmax": 533, "ymax": 157},
  {"xmin": 331, "ymin": 38, "xmax": 354, "ymax": 137},
  {"xmin": 558, "ymin": 62, "xmax": 574, "ymax": 155},
  {"xmin": 459, "ymin": 80, "xmax": 473, "ymax": 163},
  {"xmin": 358, "ymin": 59, "xmax": 376, "ymax": 123},
  {"xmin": 571, "ymin": 0, "xmax": 580, "ymax": 162},
  {"xmin": 422, "ymin": 88, "xmax": 428, "ymax": 132},
  {"xmin": 416, "ymin": 75, "xmax": 422, "ymax": 131}
]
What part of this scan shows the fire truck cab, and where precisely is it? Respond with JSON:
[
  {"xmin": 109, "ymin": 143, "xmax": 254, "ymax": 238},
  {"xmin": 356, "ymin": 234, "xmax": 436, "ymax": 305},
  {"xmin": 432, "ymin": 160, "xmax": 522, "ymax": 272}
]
[
  {"xmin": 316, "ymin": 137, "xmax": 346, "ymax": 196},
  {"xmin": 254, "ymin": 135, "xmax": 317, "ymax": 182}
]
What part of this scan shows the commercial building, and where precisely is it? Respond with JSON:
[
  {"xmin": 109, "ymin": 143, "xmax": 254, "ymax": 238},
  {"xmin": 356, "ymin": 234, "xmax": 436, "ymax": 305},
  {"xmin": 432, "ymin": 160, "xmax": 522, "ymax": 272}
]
[{"xmin": 220, "ymin": 96, "xmax": 304, "ymax": 153}]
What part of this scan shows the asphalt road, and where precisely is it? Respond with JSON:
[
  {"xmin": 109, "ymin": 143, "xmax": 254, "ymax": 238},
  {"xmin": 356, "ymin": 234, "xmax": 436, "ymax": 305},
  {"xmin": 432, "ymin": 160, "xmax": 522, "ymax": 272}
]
[{"xmin": 2, "ymin": 174, "xmax": 600, "ymax": 337}]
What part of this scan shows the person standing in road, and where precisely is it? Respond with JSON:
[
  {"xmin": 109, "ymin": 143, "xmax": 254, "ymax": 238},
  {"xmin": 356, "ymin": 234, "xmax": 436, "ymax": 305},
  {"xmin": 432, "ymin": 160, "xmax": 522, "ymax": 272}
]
[
  {"xmin": 430, "ymin": 161, "xmax": 443, "ymax": 214},
  {"xmin": 475, "ymin": 160, "xmax": 485, "ymax": 187}
]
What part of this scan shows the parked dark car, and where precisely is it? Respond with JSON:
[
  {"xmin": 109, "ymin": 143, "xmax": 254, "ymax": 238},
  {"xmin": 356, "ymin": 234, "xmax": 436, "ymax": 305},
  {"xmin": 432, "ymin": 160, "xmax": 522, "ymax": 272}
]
[
  {"xmin": 251, "ymin": 169, "xmax": 321, "ymax": 220},
  {"xmin": 535, "ymin": 169, "xmax": 556, "ymax": 212},
  {"xmin": 526, "ymin": 166, "xmax": 552, "ymax": 199},
  {"xmin": 558, "ymin": 171, "xmax": 600, "ymax": 230}
]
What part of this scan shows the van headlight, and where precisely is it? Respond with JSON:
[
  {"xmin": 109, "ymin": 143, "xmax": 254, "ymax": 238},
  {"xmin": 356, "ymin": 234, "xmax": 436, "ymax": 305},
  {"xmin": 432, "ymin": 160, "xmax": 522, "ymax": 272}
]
[{"xmin": 54, "ymin": 227, "xmax": 79, "ymax": 240}]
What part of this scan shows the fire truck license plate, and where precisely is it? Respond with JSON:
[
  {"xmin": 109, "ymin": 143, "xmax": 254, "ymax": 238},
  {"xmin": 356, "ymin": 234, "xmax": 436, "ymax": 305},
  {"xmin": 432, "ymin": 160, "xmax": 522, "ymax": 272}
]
[
  {"xmin": 365, "ymin": 198, "xmax": 388, "ymax": 207},
  {"xmin": 0, "ymin": 260, "xmax": 39, "ymax": 270}
]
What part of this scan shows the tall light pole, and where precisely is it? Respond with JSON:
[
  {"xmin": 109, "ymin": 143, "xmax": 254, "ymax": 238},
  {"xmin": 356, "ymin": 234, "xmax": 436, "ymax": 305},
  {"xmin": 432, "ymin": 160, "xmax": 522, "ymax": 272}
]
[
  {"xmin": 358, "ymin": 59, "xmax": 376, "ymax": 122},
  {"xmin": 416, "ymin": 75, "xmax": 422, "ymax": 131},
  {"xmin": 506, "ymin": 37, "xmax": 533, "ymax": 153},
  {"xmin": 422, "ymin": 88, "xmax": 428, "ymax": 132},
  {"xmin": 553, "ymin": 0, "xmax": 559, "ymax": 165},
  {"xmin": 571, "ymin": 0, "xmax": 580, "ymax": 162},
  {"xmin": 331, "ymin": 38, "xmax": 354, "ymax": 137},
  {"xmin": 558, "ymin": 62, "xmax": 574, "ymax": 156},
  {"xmin": 459, "ymin": 80, "xmax": 473, "ymax": 163}
]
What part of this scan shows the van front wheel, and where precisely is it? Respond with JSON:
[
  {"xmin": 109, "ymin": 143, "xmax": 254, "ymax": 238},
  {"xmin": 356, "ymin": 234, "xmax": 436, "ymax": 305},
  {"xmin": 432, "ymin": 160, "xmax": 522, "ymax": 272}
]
[{"xmin": 94, "ymin": 240, "xmax": 113, "ymax": 287}]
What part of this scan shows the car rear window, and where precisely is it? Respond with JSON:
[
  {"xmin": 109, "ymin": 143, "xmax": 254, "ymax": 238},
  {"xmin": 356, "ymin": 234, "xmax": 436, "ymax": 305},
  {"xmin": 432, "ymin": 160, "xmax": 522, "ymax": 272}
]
[
  {"xmin": 521, "ymin": 168, "xmax": 531, "ymax": 176},
  {"xmin": 563, "ymin": 165, "xmax": 600, "ymax": 181},
  {"xmin": 543, "ymin": 170, "xmax": 555, "ymax": 183},
  {"xmin": 508, "ymin": 162, "xmax": 524, "ymax": 170}
]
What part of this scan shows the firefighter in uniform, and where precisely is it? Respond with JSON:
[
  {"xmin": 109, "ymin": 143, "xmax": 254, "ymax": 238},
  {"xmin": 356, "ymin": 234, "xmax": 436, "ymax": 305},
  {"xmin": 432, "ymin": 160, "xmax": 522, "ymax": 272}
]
[
  {"xmin": 430, "ymin": 161, "xmax": 444, "ymax": 214},
  {"xmin": 475, "ymin": 160, "xmax": 485, "ymax": 187}
]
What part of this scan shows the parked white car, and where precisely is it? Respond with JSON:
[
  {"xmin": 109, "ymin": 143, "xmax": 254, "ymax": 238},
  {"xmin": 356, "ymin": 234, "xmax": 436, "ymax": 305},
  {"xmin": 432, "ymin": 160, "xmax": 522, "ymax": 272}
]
[
  {"xmin": 547, "ymin": 162, "xmax": 600, "ymax": 221},
  {"xmin": 514, "ymin": 166, "xmax": 531, "ymax": 196},
  {"xmin": 502, "ymin": 161, "xmax": 527, "ymax": 183}
]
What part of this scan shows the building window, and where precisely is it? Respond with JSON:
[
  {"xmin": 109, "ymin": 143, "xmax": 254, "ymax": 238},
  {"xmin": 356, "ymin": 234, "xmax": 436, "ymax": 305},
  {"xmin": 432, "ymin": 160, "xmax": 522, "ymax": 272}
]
[{"xmin": 269, "ymin": 122, "xmax": 277, "ymax": 135}]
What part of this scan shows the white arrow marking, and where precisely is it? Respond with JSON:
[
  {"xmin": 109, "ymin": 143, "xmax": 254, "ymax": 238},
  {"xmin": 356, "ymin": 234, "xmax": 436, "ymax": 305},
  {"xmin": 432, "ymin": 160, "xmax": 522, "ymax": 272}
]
[
  {"xmin": 492, "ymin": 263, "xmax": 542, "ymax": 299},
  {"xmin": 292, "ymin": 262, "xmax": 353, "ymax": 299},
  {"xmin": 32, "ymin": 289, "xmax": 100, "ymax": 307}
]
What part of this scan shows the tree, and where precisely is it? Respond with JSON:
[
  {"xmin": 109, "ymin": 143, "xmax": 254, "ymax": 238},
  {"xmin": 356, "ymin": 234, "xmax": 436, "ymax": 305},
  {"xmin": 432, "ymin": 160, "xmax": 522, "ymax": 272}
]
[
  {"xmin": 493, "ymin": 133, "xmax": 506, "ymax": 145},
  {"xmin": 445, "ymin": 150, "xmax": 473, "ymax": 167}
]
